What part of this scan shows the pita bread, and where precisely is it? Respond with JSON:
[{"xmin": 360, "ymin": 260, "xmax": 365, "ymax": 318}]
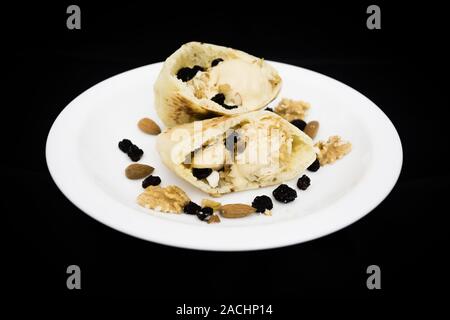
[
  {"xmin": 157, "ymin": 111, "xmax": 315, "ymax": 196},
  {"xmin": 154, "ymin": 42, "xmax": 282, "ymax": 127}
]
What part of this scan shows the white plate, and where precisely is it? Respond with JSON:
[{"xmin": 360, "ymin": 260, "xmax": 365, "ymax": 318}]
[{"xmin": 46, "ymin": 61, "xmax": 402, "ymax": 251}]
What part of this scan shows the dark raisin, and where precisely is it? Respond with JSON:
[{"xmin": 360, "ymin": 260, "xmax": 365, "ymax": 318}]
[
  {"xmin": 128, "ymin": 144, "xmax": 139, "ymax": 153},
  {"xmin": 272, "ymin": 184, "xmax": 297, "ymax": 203},
  {"xmin": 211, "ymin": 93, "xmax": 225, "ymax": 105},
  {"xmin": 265, "ymin": 108, "xmax": 274, "ymax": 112},
  {"xmin": 222, "ymin": 104, "xmax": 238, "ymax": 110},
  {"xmin": 291, "ymin": 119, "xmax": 307, "ymax": 131},
  {"xmin": 201, "ymin": 207, "xmax": 214, "ymax": 216},
  {"xmin": 251, "ymin": 195, "xmax": 273, "ymax": 213},
  {"xmin": 197, "ymin": 212, "xmax": 210, "ymax": 221},
  {"xmin": 128, "ymin": 153, "xmax": 142, "ymax": 162},
  {"xmin": 307, "ymin": 158, "xmax": 320, "ymax": 172},
  {"xmin": 142, "ymin": 175, "xmax": 161, "ymax": 188},
  {"xmin": 128, "ymin": 151, "xmax": 143, "ymax": 162},
  {"xmin": 176, "ymin": 65, "xmax": 204, "ymax": 82},
  {"xmin": 184, "ymin": 201, "xmax": 201, "ymax": 215},
  {"xmin": 197, "ymin": 206, "xmax": 214, "ymax": 221},
  {"xmin": 192, "ymin": 168, "xmax": 213, "ymax": 179},
  {"xmin": 118, "ymin": 139, "xmax": 132, "ymax": 153},
  {"xmin": 296, "ymin": 175, "xmax": 311, "ymax": 190},
  {"xmin": 127, "ymin": 144, "xmax": 143, "ymax": 162},
  {"xmin": 211, "ymin": 58, "xmax": 224, "ymax": 67},
  {"xmin": 176, "ymin": 67, "xmax": 194, "ymax": 82},
  {"xmin": 192, "ymin": 65, "xmax": 204, "ymax": 73},
  {"xmin": 211, "ymin": 93, "xmax": 238, "ymax": 110}
]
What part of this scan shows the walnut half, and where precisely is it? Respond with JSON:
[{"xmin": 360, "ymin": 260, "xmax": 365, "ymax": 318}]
[
  {"xmin": 314, "ymin": 136, "xmax": 352, "ymax": 165},
  {"xmin": 137, "ymin": 185, "xmax": 190, "ymax": 213},
  {"xmin": 274, "ymin": 98, "xmax": 310, "ymax": 122}
]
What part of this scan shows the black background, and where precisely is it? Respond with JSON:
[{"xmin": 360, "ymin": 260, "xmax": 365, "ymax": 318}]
[{"xmin": 4, "ymin": 0, "xmax": 449, "ymax": 309}]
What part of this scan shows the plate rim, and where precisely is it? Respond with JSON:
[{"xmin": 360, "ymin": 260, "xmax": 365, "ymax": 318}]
[{"xmin": 45, "ymin": 61, "xmax": 403, "ymax": 251}]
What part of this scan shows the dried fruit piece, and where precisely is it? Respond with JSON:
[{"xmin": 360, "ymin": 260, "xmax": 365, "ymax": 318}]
[
  {"xmin": 118, "ymin": 139, "xmax": 132, "ymax": 153},
  {"xmin": 222, "ymin": 104, "xmax": 238, "ymax": 110},
  {"xmin": 290, "ymin": 119, "xmax": 307, "ymax": 131},
  {"xmin": 127, "ymin": 144, "xmax": 144, "ymax": 162},
  {"xmin": 296, "ymin": 175, "xmax": 311, "ymax": 190},
  {"xmin": 125, "ymin": 164, "xmax": 154, "ymax": 180},
  {"xmin": 142, "ymin": 175, "xmax": 161, "ymax": 188},
  {"xmin": 197, "ymin": 207, "xmax": 214, "ymax": 221},
  {"xmin": 273, "ymin": 184, "xmax": 297, "ymax": 203},
  {"xmin": 211, "ymin": 93, "xmax": 225, "ymax": 105},
  {"xmin": 184, "ymin": 201, "xmax": 201, "ymax": 215},
  {"xmin": 137, "ymin": 185, "xmax": 190, "ymax": 213},
  {"xmin": 138, "ymin": 118, "xmax": 161, "ymax": 135},
  {"xmin": 207, "ymin": 215, "xmax": 221, "ymax": 224},
  {"xmin": 176, "ymin": 65, "xmax": 204, "ymax": 82},
  {"xmin": 220, "ymin": 204, "xmax": 256, "ymax": 218},
  {"xmin": 211, "ymin": 58, "xmax": 224, "ymax": 67},
  {"xmin": 211, "ymin": 93, "xmax": 238, "ymax": 110},
  {"xmin": 304, "ymin": 121, "xmax": 319, "ymax": 139},
  {"xmin": 192, "ymin": 168, "xmax": 213, "ymax": 180},
  {"xmin": 315, "ymin": 136, "xmax": 352, "ymax": 165},
  {"xmin": 307, "ymin": 158, "xmax": 320, "ymax": 172},
  {"xmin": 201, "ymin": 207, "xmax": 214, "ymax": 215},
  {"xmin": 201, "ymin": 199, "xmax": 222, "ymax": 210},
  {"xmin": 251, "ymin": 195, "xmax": 273, "ymax": 213}
]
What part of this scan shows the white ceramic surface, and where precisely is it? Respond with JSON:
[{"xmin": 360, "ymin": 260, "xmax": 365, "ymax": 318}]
[{"xmin": 46, "ymin": 61, "xmax": 402, "ymax": 251}]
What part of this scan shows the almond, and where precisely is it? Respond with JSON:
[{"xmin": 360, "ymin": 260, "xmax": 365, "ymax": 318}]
[
  {"xmin": 219, "ymin": 204, "xmax": 256, "ymax": 218},
  {"xmin": 138, "ymin": 118, "xmax": 161, "ymax": 135},
  {"xmin": 304, "ymin": 121, "xmax": 319, "ymax": 139},
  {"xmin": 125, "ymin": 164, "xmax": 154, "ymax": 179}
]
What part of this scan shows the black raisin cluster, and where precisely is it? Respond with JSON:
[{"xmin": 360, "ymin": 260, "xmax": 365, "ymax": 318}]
[
  {"xmin": 192, "ymin": 168, "xmax": 212, "ymax": 179},
  {"xmin": 296, "ymin": 175, "xmax": 311, "ymax": 190},
  {"xmin": 118, "ymin": 139, "xmax": 143, "ymax": 162},
  {"xmin": 273, "ymin": 184, "xmax": 297, "ymax": 203},
  {"xmin": 307, "ymin": 158, "xmax": 320, "ymax": 172},
  {"xmin": 290, "ymin": 119, "xmax": 307, "ymax": 131},
  {"xmin": 176, "ymin": 65, "xmax": 204, "ymax": 82},
  {"xmin": 251, "ymin": 195, "xmax": 273, "ymax": 213},
  {"xmin": 183, "ymin": 202, "xmax": 214, "ymax": 221},
  {"xmin": 211, "ymin": 93, "xmax": 238, "ymax": 110},
  {"xmin": 142, "ymin": 175, "xmax": 161, "ymax": 188}
]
